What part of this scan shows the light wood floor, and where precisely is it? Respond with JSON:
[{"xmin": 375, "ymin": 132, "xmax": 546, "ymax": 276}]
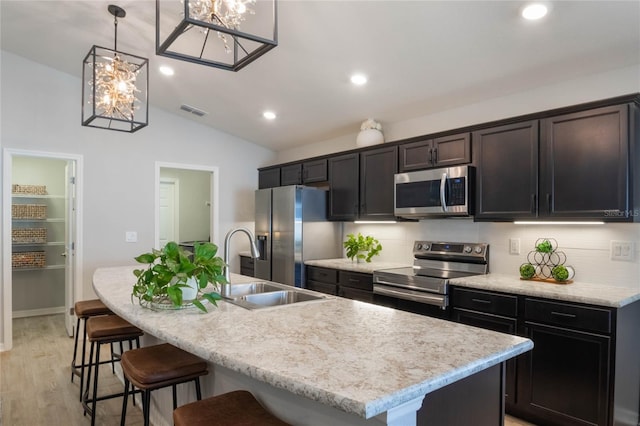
[{"xmin": 0, "ymin": 314, "xmax": 535, "ymax": 426}]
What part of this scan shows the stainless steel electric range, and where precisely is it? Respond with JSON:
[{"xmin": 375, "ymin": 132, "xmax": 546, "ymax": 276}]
[{"xmin": 373, "ymin": 241, "xmax": 489, "ymax": 318}]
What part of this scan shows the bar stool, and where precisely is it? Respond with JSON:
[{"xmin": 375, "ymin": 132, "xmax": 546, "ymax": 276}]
[
  {"xmin": 173, "ymin": 390, "xmax": 291, "ymax": 426},
  {"xmin": 120, "ymin": 343, "xmax": 209, "ymax": 426},
  {"xmin": 70, "ymin": 299, "xmax": 113, "ymax": 400},
  {"xmin": 82, "ymin": 315, "xmax": 143, "ymax": 426}
]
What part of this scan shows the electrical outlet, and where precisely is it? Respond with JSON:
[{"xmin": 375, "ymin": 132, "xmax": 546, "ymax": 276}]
[
  {"xmin": 509, "ymin": 238, "xmax": 521, "ymax": 255},
  {"xmin": 125, "ymin": 231, "xmax": 138, "ymax": 243},
  {"xmin": 611, "ymin": 240, "xmax": 634, "ymax": 261}
]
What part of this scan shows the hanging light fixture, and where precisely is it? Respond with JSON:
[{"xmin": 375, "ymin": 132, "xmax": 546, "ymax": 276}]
[
  {"xmin": 156, "ymin": 0, "xmax": 277, "ymax": 71},
  {"xmin": 82, "ymin": 5, "xmax": 149, "ymax": 132}
]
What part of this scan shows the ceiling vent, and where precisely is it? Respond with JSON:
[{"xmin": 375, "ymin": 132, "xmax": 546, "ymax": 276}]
[{"xmin": 179, "ymin": 104, "xmax": 208, "ymax": 117}]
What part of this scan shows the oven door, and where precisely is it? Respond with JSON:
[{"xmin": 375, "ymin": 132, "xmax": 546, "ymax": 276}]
[{"xmin": 373, "ymin": 283, "xmax": 448, "ymax": 308}]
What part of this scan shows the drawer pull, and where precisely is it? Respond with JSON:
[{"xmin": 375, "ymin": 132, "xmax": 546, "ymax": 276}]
[
  {"xmin": 551, "ymin": 311, "xmax": 577, "ymax": 319},
  {"xmin": 349, "ymin": 278, "xmax": 360, "ymax": 283},
  {"xmin": 472, "ymin": 298, "xmax": 492, "ymax": 305}
]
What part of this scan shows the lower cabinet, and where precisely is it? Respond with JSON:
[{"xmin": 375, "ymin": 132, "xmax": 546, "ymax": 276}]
[
  {"xmin": 305, "ymin": 266, "xmax": 374, "ymax": 302},
  {"xmin": 451, "ymin": 286, "xmax": 640, "ymax": 426},
  {"xmin": 239, "ymin": 255, "xmax": 255, "ymax": 277}
]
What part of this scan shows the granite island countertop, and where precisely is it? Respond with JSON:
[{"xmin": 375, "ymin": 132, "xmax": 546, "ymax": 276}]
[
  {"xmin": 451, "ymin": 273, "xmax": 640, "ymax": 308},
  {"xmin": 93, "ymin": 265, "xmax": 532, "ymax": 420}
]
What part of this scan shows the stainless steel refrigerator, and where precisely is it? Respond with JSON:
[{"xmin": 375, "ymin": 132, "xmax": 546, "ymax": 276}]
[{"xmin": 254, "ymin": 186, "xmax": 341, "ymax": 287}]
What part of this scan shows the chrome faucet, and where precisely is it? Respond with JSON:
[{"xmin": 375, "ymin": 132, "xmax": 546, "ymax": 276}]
[{"xmin": 223, "ymin": 227, "xmax": 260, "ymax": 282}]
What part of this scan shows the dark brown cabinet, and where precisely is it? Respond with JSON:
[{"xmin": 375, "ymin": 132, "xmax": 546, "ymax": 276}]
[
  {"xmin": 359, "ymin": 146, "xmax": 397, "ymax": 220},
  {"xmin": 475, "ymin": 103, "xmax": 637, "ymax": 221},
  {"xmin": 258, "ymin": 167, "xmax": 280, "ymax": 189},
  {"xmin": 305, "ymin": 265, "xmax": 339, "ymax": 295},
  {"xmin": 450, "ymin": 287, "xmax": 518, "ymax": 406},
  {"xmin": 540, "ymin": 104, "xmax": 631, "ymax": 220},
  {"xmin": 450, "ymin": 286, "xmax": 640, "ymax": 426},
  {"xmin": 328, "ymin": 153, "xmax": 360, "ymax": 221},
  {"xmin": 280, "ymin": 159, "xmax": 328, "ymax": 186},
  {"xmin": 517, "ymin": 298, "xmax": 616, "ymax": 426},
  {"xmin": 399, "ymin": 132, "xmax": 471, "ymax": 172},
  {"xmin": 473, "ymin": 121, "xmax": 539, "ymax": 220},
  {"xmin": 239, "ymin": 255, "xmax": 255, "ymax": 277},
  {"xmin": 328, "ymin": 147, "xmax": 397, "ymax": 221}
]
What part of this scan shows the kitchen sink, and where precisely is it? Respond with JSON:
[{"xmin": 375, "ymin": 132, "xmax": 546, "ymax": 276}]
[
  {"xmin": 219, "ymin": 282, "xmax": 284, "ymax": 299},
  {"xmin": 222, "ymin": 284, "xmax": 329, "ymax": 310}
]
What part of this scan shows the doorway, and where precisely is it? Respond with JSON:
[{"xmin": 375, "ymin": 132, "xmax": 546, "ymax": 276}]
[
  {"xmin": 2, "ymin": 149, "xmax": 83, "ymax": 351},
  {"xmin": 155, "ymin": 162, "xmax": 219, "ymax": 249}
]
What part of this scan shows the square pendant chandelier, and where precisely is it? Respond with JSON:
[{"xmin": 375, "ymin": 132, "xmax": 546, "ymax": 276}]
[
  {"xmin": 156, "ymin": 0, "xmax": 278, "ymax": 71},
  {"xmin": 82, "ymin": 5, "xmax": 149, "ymax": 133}
]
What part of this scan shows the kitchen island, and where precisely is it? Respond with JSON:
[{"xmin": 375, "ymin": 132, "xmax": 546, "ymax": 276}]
[{"xmin": 93, "ymin": 266, "xmax": 532, "ymax": 426}]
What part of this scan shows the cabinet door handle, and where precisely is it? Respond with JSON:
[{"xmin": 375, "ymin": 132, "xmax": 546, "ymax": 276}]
[
  {"xmin": 551, "ymin": 311, "xmax": 577, "ymax": 319},
  {"xmin": 428, "ymin": 148, "xmax": 433, "ymax": 164},
  {"xmin": 433, "ymin": 148, "xmax": 438, "ymax": 164},
  {"xmin": 531, "ymin": 194, "xmax": 537, "ymax": 214},
  {"xmin": 472, "ymin": 298, "xmax": 491, "ymax": 305},
  {"xmin": 546, "ymin": 193, "xmax": 552, "ymax": 214}
]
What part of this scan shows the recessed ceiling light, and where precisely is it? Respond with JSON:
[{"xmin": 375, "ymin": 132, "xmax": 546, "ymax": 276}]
[
  {"xmin": 263, "ymin": 111, "xmax": 277, "ymax": 120},
  {"xmin": 350, "ymin": 73, "xmax": 368, "ymax": 86},
  {"xmin": 159, "ymin": 65, "xmax": 175, "ymax": 76},
  {"xmin": 522, "ymin": 3, "xmax": 548, "ymax": 20}
]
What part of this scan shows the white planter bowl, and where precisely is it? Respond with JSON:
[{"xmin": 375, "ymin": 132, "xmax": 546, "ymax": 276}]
[{"xmin": 356, "ymin": 129, "xmax": 384, "ymax": 147}]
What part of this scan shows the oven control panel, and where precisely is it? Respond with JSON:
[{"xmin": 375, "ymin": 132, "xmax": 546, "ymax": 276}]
[{"xmin": 413, "ymin": 241, "xmax": 488, "ymax": 261}]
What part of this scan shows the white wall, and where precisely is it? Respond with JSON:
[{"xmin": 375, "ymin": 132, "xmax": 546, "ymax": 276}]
[
  {"xmin": 278, "ymin": 64, "xmax": 640, "ymax": 291},
  {"xmin": 275, "ymin": 65, "xmax": 640, "ymax": 164},
  {"xmin": 0, "ymin": 51, "xmax": 277, "ymax": 348}
]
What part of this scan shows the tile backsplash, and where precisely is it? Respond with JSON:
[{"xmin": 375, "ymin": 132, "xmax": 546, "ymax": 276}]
[{"xmin": 343, "ymin": 220, "xmax": 640, "ymax": 290}]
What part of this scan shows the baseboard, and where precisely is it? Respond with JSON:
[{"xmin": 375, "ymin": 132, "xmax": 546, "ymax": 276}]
[{"xmin": 12, "ymin": 306, "xmax": 65, "ymax": 318}]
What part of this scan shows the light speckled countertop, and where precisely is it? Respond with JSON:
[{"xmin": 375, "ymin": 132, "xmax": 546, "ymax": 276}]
[
  {"xmin": 305, "ymin": 258, "xmax": 410, "ymax": 274},
  {"xmin": 93, "ymin": 265, "xmax": 532, "ymax": 419},
  {"xmin": 451, "ymin": 273, "xmax": 640, "ymax": 308}
]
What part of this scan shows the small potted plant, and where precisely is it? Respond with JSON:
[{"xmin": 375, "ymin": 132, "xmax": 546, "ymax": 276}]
[
  {"xmin": 343, "ymin": 233, "xmax": 382, "ymax": 263},
  {"xmin": 132, "ymin": 241, "xmax": 226, "ymax": 312}
]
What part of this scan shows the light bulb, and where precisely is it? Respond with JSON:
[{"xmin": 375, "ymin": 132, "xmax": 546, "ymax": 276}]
[{"xmin": 522, "ymin": 3, "xmax": 548, "ymax": 20}]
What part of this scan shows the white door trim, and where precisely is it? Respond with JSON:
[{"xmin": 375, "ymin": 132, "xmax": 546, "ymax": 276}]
[
  {"xmin": 2, "ymin": 148, "xmax": 84, "ymax": 352},
  {"xmin": 159, "ymin": 177, "xmax": 180, "ymax": 246},
  {"xmin": 154, "ymin": 162, "xmax": 220, "ymax": 249}
]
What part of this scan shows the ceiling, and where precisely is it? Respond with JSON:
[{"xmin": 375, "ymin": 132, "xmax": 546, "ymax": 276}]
[{"xmin": 1, "ymin": 1, "xmax": 639, "ymax": 151}]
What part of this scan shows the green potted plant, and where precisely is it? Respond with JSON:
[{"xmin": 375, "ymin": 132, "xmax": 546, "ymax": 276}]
[
  {"xmin": 132, "ymin": 241, "xmax": 226, "ymax": 312},
  {"xmin": 343, "ymin": 233, "xmax": 382, "ymax": 263}
]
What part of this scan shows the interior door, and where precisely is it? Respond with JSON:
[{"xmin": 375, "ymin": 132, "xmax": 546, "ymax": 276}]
[
  {"xmin": 64, "ymin": 162, "xmax": 76, "ymax": 337},
  {"xmin": 159, "ymin": 179, "xmax": 179, "ymax": 246}
]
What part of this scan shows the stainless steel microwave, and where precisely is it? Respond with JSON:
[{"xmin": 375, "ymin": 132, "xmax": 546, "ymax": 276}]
[{"xmin": 394, "ymin": 165, "xmax": 474, "ymax": 218}]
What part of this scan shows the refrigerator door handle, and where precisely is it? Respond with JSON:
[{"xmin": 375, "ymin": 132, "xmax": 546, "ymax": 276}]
[{"xmin": 257, "ymin": 235, "xmax": 268, "ymax": 261}]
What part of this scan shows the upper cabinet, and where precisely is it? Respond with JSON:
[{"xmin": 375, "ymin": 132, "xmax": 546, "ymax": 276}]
[
  {"xmin": 399, "ymin": 132, "xmax": 471, "ymax": 172},
  {"xmin": 359, "ymin": 146, "xmax": 398, "ymax": 221},
  {"xmin": 261, "ymin": 159, "xmax": 328, "ymax": 188},
  {"xmin": 327, "ymin": 147, "xmax": 398, "ymax": 221},
  {"xmin": 540, "ymin": 105, "xmax": 631, "ymax": 220},
  {"xmin": 328, "ymin": 153, "xmax": 360, "ymax": 221},
  {"xmin": 258, "ymin": 167, "xmax": 280, "ymax": 189},
  {"xmin": 473, "ymin": 121, "xmax": 539, "ymax": 220},
  {"xmin": 475, "ymin": 103, "xmax": 638, "ymax": 221}
]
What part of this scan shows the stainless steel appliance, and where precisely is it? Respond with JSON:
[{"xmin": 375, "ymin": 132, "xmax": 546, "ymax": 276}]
[
  {"xmin": 373, "ymin": 240, "xmax": 489, "ymax": 317},
  {"xmin": 394, "ymin": 165, "xmax": 474, "ymax": 218},
  {"xmin": 254, "ymin": 186, "xmax": 341, "ymax": 287}
]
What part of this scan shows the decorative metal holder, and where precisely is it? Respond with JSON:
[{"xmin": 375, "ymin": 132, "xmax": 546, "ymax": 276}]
[
  {"xmin": 156, "ymin": 0, "xmax": 278, "ymax": 71},
  {"xmin": 521, "ymin": 238, "xmax": 575, "ymax": 283}
]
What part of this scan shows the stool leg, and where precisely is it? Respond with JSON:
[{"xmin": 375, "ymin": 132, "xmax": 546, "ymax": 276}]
[
  {"xmin": 82, "ymin": 340, "xmax": 95, "ymax": 416},
  {"xmin": 172, "ymin": 384, "xmax": 178, "ymax": 410},
  {"xmin": 120, "ymin": 376, "xmax": 130, "ymax": 426},
  {"xmin": 79, "ymin": 318, "xmax": 88, "ymax": 401},
  {"xmin": 111, "ymin": 342, "xmax": 117, "ymax": 373},
  {"xmin": 71, "ymin": 316, "xmax": 81, "ymax": 382},
  {"xmin": 90, "ymin": 341, "xmax": 102, "ymax": 426},
  {"xmin": 143, "ymin": 389, "xmax": 151, "ymax": 426},
  {"xmin": 195, "ymin": 378, "xmax": 202, "ymax": 400}
]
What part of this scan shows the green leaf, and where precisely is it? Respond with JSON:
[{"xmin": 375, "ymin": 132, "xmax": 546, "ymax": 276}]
[
  {"xmin": 192, "ymin": 299, "xmax": 207, "ymax": 313},
  {"xmin": 135, "ymin": 253, "xmax": 156, "ymax": 264}
]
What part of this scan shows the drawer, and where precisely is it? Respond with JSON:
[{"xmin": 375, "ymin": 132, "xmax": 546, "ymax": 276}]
[
  {"xmin": 240, "ymin": 255, "xmax": 254, "ymax": 269},
  {"xmin": 339, "ymin": 271, "xmax": 373, "ymax": 291},
  {"xmin": 306, "ymin": 280, "xmax": 338, "ymax": 296},
  {"xmin": 452, "ymin": 287, "xmax": 517, "ymax": 317},
  {"xmin": 307, "ymin": 266, "xmax": 339, "ymax": 284},
  {"xmin": 524, "ymin": 298, "xmax": 612, "ymax": 334},
  {"xmin": 339, "ymin": 286, "xmax": 374, "ymax": 303}
]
